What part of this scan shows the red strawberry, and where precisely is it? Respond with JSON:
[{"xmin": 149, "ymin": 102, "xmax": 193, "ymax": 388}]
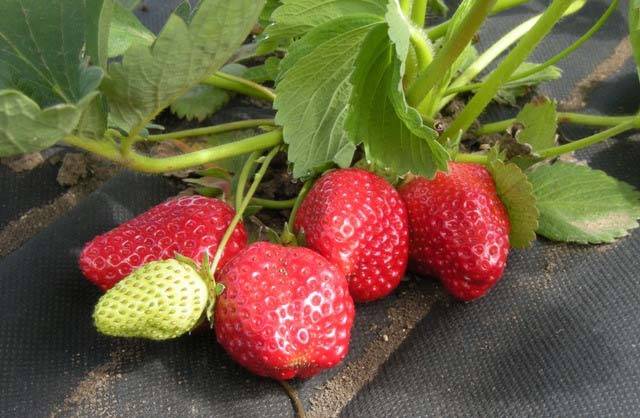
[
  {"xmin": 398, "ymin": 163, "xmax": 510, "ymax": 301},
  {"xmin": 214, "ymin": 242, "xmax": 355, "ymax": 380},
  {"xmin": 80, "ymin": 195, "xmax": 247, "ymax": 291},
  {"xmin": 294, "ymin": 168, "xmax": 409, "ymax": 303}
]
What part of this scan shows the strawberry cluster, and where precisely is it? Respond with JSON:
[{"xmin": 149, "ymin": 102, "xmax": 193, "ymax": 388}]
[{"xmin": 82, "ymin": 164, "xmax": 510, "ymax": 380}]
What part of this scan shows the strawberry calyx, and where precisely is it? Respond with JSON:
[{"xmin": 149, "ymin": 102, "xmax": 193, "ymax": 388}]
[{"xmin": 174, "ymin": 252, "xmax": 223, "ymax": 323}]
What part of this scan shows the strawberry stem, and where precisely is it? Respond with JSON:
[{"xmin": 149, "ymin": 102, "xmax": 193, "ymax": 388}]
[
  {"xmin": 288, "ymin": 180, "xmax": 314, "ymax": 226},
  {"xmin": 455, "ymin": 118, "xmax": 640, "ymax": 165},
  {"xmin": 426, "ymin": 0, "xmax": 529, "ymax": 40},
  {"xmin": 63, "ymin": 129, "xmax": 283, "ymax": 174},
  {"xmin": 407, "ymin": 0, "xmax": 498, "ymax": 106},
  {"xmin": 441, "ymin": 0, "xmax": 576, "ymax": 141},
  {"xmin": 204, "ymin": 72, "xmax": 276, "ymax": 102},
  {"xmin": 476, "ymin": 113, "xmax": 637, "ymax": 136},
  {"xmin": 278, "ymin": 380, "xmax": 306, "ymax": 418},
  {"xmin": 145, "ymin": 119, "xmax": 276, "ymax": 142},
  {"xmin": 235, "ymin": 151, "xmax": 261, "ymax": 211},
  {"xmin": 411, "ymin": 0, "xmax": 428, "ymax": 27},
  {"xmin": 251, "ymin": 197, "xmax": 297, "ymax": 209},
  {"xmin": 439, "ymin": 0, "xmax": 617, "ymax": 108},
  {"xmin": 537, "ymin": 119, "xmax": 639, "ymax": 159},
  {"xmin": 211, "ymin": 146, "xmax": 281, "ymax": 273}
]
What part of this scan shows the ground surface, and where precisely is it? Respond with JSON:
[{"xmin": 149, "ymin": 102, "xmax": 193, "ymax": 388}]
[{"xmin": 1, "ymin": 1, "xmax": 640, "ymax": 417}]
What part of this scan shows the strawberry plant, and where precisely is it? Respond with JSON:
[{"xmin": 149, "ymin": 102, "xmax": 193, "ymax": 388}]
[{"xmin": 2, "ymin": 0, "xmax": 640, "ymax": 396}]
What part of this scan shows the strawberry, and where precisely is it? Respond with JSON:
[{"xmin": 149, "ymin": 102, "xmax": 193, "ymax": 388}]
[
  {"xmin": 93, "ymin": 259, "xmax": 208, "ymax": 340},
  {"xmin": 294, "ymin": 168, "xmax": 409, "ymax": 302},
  {"xmin": 80, "ymin": 195, "xmax": 247, "ymax": 291},
  {"xmin": 398, "ymin": 163, "xmax": 511, "ymax": 301},
  {"xmin": 214, "ymin": 242, "xmax": 355, "ymax": 380}
]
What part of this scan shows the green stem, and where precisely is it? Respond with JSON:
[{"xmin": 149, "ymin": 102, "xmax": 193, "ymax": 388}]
[
  {"xmin": 537, "ymin": 120, "xmax": 638, "ymax": 159},
  {"xmin": 411, "ymin": 30, "xmax": 433, "ymax": 71},
  {"xmin": 437, "ymin": 13, "xmax": 541, "ymax": 111},
  {"xmin": 452, "ymin": 119, "xmax": 638, "ymax": 164},
  {"xmin": 250, "ymin": 197, "xmax": 297, "ymax": 209},
  {"xmin": 407, "ymin": 0, "xmax": 498, "ymax": 106},
  {"xmin": 287, "ymin": 179, "xmax": 314, "ymax": 230},
  {"xmin": 211, "ymin": 146, "xmax": 281, "ymax": 272},
  {"xmin": 508, "ymin": 0, "xmax": 618, "ymax": 82},
  {"xmin": 235, "ymin": 151, "xmax": 261, "ymax": 211},
  {"xmin": 411, "ymin": 0, "xmax": 428, "ymax": 27},
  {"xmin": 426, "ymin": 0, "xmax": 529, "ymax": 40},
  {"xmin": 64, "ymin": 129, "xmax": 283, "ymax": 174},
  {"xmin": 441, "ymin": 0, "xmax": 575, "ymax": 141},
  {"xmin": 492, "ymin": 0, "xmax": 532, "ymax": 14},
  {"xmin": 146, "ymin": 119, "xmax": 275, "ymax": 142},
  {"xmin": 443, "ymin": 0, "xmax": 617, "ymax": 101},
  {"xmin": 477, "ymin": 113, "xmax": 637, "ymax": 135},
  {"xmin": 454, "ymin": 152, "xmax": 489, "ymax": 164},
  {"xmin": 204, "ymin": 72, "xmax": 276, "ymax": 102},
  {"xmin": 63, "ymin": 137, "xmax": 123, "ymax": 161},
  {"xmin": 400, "ymin": 0, "xmax": 411, "ymax": 15}
]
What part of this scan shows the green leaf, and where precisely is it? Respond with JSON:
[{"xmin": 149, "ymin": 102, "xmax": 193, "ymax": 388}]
[
  {"xmin": 245, "ymin": 57, "xmax": 282, "ymax": 83},
  {"xmin": 102, "ymin": 0, "xmax": 265, "ymax": 134},
  {"xmin": 0, "ymin": 0, "xmax": 103, "ymax": 107},
  {"xmin": 492, "ymin": 63, "xmax": 562, "ymax": 106},
  {"xmin": 275, "ymin": 16, "xmax": 380, "ymax": 178},
  {"xmin": 115, "ymin": 0, "xmax": 141, "ymax": 10},
  {"xmin": 346, "ymin": 24, "xmax": 448, "ymax": 178},
  {"xmin": 170, "ymin": 64, "xmax": 247, "ymax": 122},
  {"xmin": 170, "ymin": 86, "xmax": 229, "ymax": 122},
  {"xmin": 489, "ymin": 160, "xmax": 539, "ymax": 248},
  {"xmin": 260, "ymin": 0, "xmax": 282, "ymax": 27},
  {"xmin": 630, "ymin": 0, "xmax": 640, "ymax": 82},
  {"xmin": 515, "ymin": 96, "xmax": 558, "ymax": 152},
  {"xmin": 108, "ymin": 1, "xmax": 156, "ymax": 58},
  {"xmin": 0, "ymin": 90, "xmax": 95, "ymax": 156},
  {"xmin": 174, "ymin": 1, "xmax": 193, "ymax": 22},
  {"xmin": 259, "ymin": 0, "xmax": 387, "ymax": 53},
  {"xmin": 529, "ymin": 162, "xmax": 640, "ymax": 244},
  {"xmin": 75, "ymin": 95, "xmax": 109, "ymax": 139},
  {"xmin": 86, "ymin": 0, "xmax": 114, "ymax": 68}
]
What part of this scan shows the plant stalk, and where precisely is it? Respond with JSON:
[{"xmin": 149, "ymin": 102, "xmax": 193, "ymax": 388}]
[
  {"xmin": 508, "ymin": 0, "xmax": 618, "ymax": 82},
  {"xmin": 441, "ymin": 0, "xmax": 575, "ymax": 141},
  {"xmin": 426, "ymin": 0, "xmax": 529, "ymax": 40},
  {"xmin": 476, "ymin": 113, "xmax": 637, "ymax": 135},
  {"xmin": 436, "ymin": 14, "xmax": 541, "ymax": 112},
  {"xmin": 146, "ymin": 119, "xmax": 275, "ymax": 142},
  {"xmin": 204, "ymin": 72, "xmax": 276, "ymax": 102},
  {"xmin": 411, "ymin": 0, "xmax": 428, "ymax": 27},
  {"xmin": 235, "ymin": 151, "xmax": 261, "ymax": 210},
  {"xmin": 250, "ymin": 197, "xmax": 297, "ymax": 209},
  {"xmin": 407, "ymin": 0, "xmax": 498, "ymax": 106},
  {"xmin": 538, "ymin": 119, "xmax": 638, "ymax": 159},
  {"xmin": 64, "ymin": 129, "xmax": 283, "ymax": 174},
  {"xmin": 400, "ymin": 0, "xmax": 411, "ymax": 15},
  {"xmin": 410, "ymin": 30, "xmax": 434, "ymax": 71},
  {"xmin": 211, "ymin": 145, "xmax": 281, "ymax": 272},
  {"xmin": 444, "ymin": 0, "xmax": 617, "ymax": 101}
]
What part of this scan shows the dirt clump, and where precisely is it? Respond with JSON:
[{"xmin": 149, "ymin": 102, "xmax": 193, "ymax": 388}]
[{"xmin": 1, "ymin": 152, "xmax": 45, "ymax": 172}]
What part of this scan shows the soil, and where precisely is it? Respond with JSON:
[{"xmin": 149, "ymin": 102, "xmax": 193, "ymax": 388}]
[
  {"xmin": 50, "ymin": 341, "xmax": 146, "ymax": 418},
  {"xmin": 0, "ymin": 153, "xmax": 121, "ymax": 258},
  {"xmin": 57, "ymin": 153, "xmax": 89, "ymax": 186},
  {"xmin": 1, "ymin": 152, "xmax": 45, "ymax": 172},
  {"xmin": 561, "ymin": 37, "xmax": 632, "ymax": 111}
]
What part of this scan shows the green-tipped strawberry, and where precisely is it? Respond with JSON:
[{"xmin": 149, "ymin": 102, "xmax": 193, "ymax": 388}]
[{"xmin": 93, "ymin": 258, "xmax": 215, "ymax": 340}]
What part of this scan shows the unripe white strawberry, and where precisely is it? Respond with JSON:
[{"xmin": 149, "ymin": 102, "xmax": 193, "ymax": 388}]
[{"xmin": 93, "ymin": 259, "xmax": 209, "ymax": 340}]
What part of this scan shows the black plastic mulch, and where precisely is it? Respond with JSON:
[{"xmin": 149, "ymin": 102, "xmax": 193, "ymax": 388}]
[{"xmin": 1, "ymin": 1, "xmax": 639, "ymax": 417}]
